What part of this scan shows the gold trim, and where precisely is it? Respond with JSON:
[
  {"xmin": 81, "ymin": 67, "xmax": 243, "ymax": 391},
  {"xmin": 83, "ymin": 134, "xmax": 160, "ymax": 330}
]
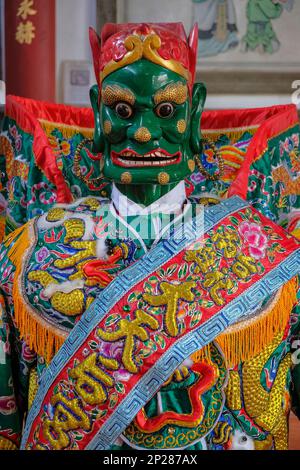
[
  {"xmin": 100, "ymin": 35, "xmax": 143, "ymax": 82},
  {"xmin": 143, "ymin": 35, "xmax": 189, "ymax": 82},
  {"xmin": 39, "ymin": 119, "xmax": 94, "ymax": 139},
  {"xmin": 202, "ymin": 124, "xmax": 259, "ymax": 135},
  {"xmin": 100, "ymin": 33, "xmax": 190, "ymax": 83}
]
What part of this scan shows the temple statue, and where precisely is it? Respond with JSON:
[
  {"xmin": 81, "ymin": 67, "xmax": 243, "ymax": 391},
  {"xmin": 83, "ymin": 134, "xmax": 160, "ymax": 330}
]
[{"xmin": 0, "ymin": 22, "xmax": 299, "ymax": 451}]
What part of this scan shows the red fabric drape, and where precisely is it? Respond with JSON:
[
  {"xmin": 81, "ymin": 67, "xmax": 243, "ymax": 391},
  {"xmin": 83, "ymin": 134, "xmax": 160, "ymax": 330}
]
[{"xmin": 5, "ymin": 0, "xmax": 55, "ymax": 101}]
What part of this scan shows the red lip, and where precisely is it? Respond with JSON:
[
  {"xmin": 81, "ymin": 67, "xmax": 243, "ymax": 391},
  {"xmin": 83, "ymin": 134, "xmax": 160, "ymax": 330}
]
[{"xmin": 111, "ymin": 148, "xmax": 182, "ymax": 168}]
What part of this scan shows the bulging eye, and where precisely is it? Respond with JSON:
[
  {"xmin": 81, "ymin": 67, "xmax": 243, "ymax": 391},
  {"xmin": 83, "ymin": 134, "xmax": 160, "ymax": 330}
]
[
  {"xmin": 115, "ymin": 102, "xmax": 133, "ymax": 119},
  {"xmin": 155, "ymin": 102, "xmax": 175, "ymax": 118}
]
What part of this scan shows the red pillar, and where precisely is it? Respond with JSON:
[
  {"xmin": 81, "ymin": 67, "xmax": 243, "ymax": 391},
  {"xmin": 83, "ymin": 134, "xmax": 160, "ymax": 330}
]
[{"xmin": 5, "ymin": 0, "xmax": 55, "ymax": 102}]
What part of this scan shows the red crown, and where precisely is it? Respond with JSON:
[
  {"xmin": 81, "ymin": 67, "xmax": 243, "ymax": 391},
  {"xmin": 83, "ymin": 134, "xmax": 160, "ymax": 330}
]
[{"xmin": 89, "ymin": 22, "xmax": 198, "ymax": 96}]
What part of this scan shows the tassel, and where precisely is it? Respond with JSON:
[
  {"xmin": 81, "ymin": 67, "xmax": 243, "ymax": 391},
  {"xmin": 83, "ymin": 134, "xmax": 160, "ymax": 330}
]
[
  {"xmin": 39, "ymin": 119, "xmax": 94, "ymax": 140},
  {"xmin": 7, "ymin": 222, "xmax": 66, "ymax": 363},
  {"xmin": 191, "ymin": 344, "xmax": 212, "ymax": 364},
  {"xmin": 215, "ymin": 278, "xmax": 297, "ymax": 368},
  {"xmin": 3, "ymin": 223, "xmax": 27, "ymax": 248},
  {"xmin": 202, "ymin": 126, "xmax": 258, "ymax": 143}
]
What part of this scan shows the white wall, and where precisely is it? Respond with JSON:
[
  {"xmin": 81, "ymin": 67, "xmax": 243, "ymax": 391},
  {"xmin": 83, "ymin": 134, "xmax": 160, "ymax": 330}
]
[
  {"xmin": 117, "ymin": 0, "xmax": 193, "ymax": 33},
  {"xmin": 55, "ymin": 0, "xmax": 97, "ymax": 102},
  {"xmin": 54, "ymin": 0, "xmax": 298, "ymax": 110}
]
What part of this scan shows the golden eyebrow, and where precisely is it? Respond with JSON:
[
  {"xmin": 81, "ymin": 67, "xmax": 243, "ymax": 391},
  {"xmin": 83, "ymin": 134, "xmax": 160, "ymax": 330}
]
[
  {"xmin": 153, "ymin": 82, "xmax": 188, "ymax": 105},
  {"xmin": 101, "ymin": 85, "xmax": 135, "ymax": 106}
]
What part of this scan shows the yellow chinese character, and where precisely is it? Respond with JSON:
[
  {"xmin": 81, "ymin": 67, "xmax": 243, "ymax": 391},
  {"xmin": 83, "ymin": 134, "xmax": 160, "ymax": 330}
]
[
  {"xmin": 143, "ymin": 281, "xmax": 196, "ymax": 337},
  {"xmin": 211, "ymin": 229, "xmax": 240, "ymax": 259},
  {"xmin": 69, "ymin": 353, "xmax": 118, "ymax": 405},
  {"xmin": 202, "ymin": 270, "xmax": 234, "ymax": 306},
  {"xmin": 232, "ymin": 254, "xmax": 257, "ymax": 280},
  {"xmin": 17, "ymin": 0, "xmax": 37, "ymax": 20},
  {"xmin": 43, "ymin": 393, "xmax": 90, "ymax": 450},
  {"xmin": 15, "ymin": 21, "xmax": 35, "ymax": 45},
  {"xmin": 185, "ymin": 245, "xmax": 217, "ymax": 274},
  {"xmin": 98, "ymin": 310, "xmax": 159, "ymax": 373}
]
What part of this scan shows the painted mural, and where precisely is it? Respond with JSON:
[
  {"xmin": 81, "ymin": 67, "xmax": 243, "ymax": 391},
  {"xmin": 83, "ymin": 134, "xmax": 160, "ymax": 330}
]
[{"xmin": 193, "ymin": 0, "xmax": 295, "ymax": 57}]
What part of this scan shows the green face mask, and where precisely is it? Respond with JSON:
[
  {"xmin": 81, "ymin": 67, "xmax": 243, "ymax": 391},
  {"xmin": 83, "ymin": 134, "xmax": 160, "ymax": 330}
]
[{"xmin": 91, "ymin": 60, "xmax": 206, "ymax": 187}]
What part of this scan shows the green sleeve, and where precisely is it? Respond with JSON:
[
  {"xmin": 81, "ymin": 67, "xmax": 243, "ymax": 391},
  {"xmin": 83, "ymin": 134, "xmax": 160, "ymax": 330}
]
[{"xmin": 258, "ymin": 0, "xmax": 283, "ymax": 20}]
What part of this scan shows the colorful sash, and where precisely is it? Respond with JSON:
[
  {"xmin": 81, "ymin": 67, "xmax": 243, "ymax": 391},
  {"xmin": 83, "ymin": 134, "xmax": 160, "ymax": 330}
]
[{"xmin": 21, "ymin": 196, "xmax": 300, "ymax": 450}]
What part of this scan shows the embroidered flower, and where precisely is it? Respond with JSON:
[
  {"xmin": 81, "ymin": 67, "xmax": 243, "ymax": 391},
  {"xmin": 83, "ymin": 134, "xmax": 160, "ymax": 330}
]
[
  {"xmin": 283, "ymin": 138, "xmax": 290, "ymax": 153},
  {"xmin": 113, "ymin": 368, "xmax": 131, "ymax": 382},
  {"xmin": 190, "ymin": 171, "xmax": 206, "ymax": 185},
  {"xmin": 0, "ymin": 395, "xmax": 17, "ymax": 415},
  {"xmin": 238, "ymin": 222, "xmax": 268, "ymax": 259},
  {"xmin": 203, "ymin": 148, "xmax": 215, "ymax": 164},
  {"xmin": 292, "ymin": 133, "xmax": 299, "ymax": 148},
  {"xmin": 99, "ymin": 340, "xmax": 131, "ymax": 382},
  {"xmin": 279, "ymin": 142, "xmax": 284, "ymax": 157},
  {"xmin": 8, "ymin": 124, "xmax": 22, "ymax": 153},
  {"xmin": 48, "ymin": 135, "xmax": 71, "ymax": 158},
  {"xmin": 21, "ymin": 342, "xmax": 36, "ymax": 363},
  {"xmin": 35, "ymin": 246, "xmax": 50, "ymax": 263}
]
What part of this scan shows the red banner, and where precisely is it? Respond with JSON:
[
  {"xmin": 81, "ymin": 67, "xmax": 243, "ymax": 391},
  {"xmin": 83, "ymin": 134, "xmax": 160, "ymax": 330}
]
[{"xmin": 5, "ymin": 0, "xmax": 55, "ymax": 101}]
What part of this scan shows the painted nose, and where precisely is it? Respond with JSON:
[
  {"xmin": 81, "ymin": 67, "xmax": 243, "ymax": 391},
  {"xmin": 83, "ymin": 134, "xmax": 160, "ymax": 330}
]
[
  {"xmin": 128, "ymin": 114, "xmax": 162, "ymax": 144},
  {"xmin": 135, "ymin": 127, "xmax": 154, "ymax": 143}
]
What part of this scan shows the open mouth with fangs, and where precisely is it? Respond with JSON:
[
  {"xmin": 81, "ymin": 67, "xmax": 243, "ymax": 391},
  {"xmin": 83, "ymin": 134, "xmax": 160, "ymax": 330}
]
[{"xmin": 111, "ymin": 149, "xmax": 182, "ymax": 167}]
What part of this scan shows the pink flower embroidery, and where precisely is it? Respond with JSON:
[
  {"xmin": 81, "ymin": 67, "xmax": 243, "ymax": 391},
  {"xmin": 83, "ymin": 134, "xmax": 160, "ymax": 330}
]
[
  {"xmin": 238, "ymin": 222, "xmax": 268, "ymax": 259},
  {"xmin": 283, "ymin": 138, "xmax": 290, "ymax": 153},
  {"xmin": 21, "ymin": 342, "xmax": 36, "ymax": 363},
  {"xmin": 292, "ymin": 133, "xmax": 299, "ymax": 147},
  {"xmin": 99, "ymin": 340, "xmax": 131, "ymax": 382}
]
